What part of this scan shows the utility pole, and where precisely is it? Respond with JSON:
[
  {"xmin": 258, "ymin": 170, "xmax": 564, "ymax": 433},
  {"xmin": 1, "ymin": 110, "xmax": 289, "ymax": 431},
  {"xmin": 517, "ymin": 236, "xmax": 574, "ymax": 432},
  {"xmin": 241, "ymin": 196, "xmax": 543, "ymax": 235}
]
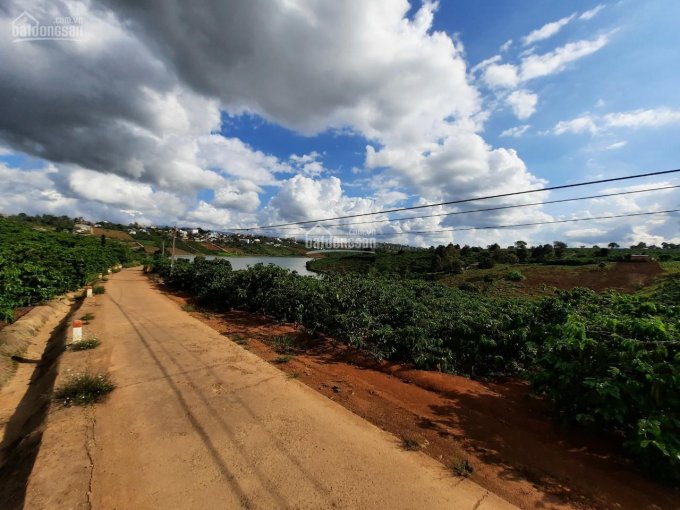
[{"xmin": 170, "ymin": 228, "xmax": 177, "ymax": 274}]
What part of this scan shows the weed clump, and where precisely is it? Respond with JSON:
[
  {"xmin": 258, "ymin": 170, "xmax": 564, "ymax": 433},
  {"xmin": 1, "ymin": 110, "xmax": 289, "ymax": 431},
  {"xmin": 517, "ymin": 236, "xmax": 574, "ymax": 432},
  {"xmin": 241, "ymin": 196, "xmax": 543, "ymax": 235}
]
[
  {"xmin": 452, "ymin": 459, "xmax": 474, "ymax": 477},
  {"xmin": 93, "ymin": 285, "xmax": 106, "ymax": 295},
  {"xmin": 70, "ymin": 338, "xmax": 101, "ymax": 351},
  {"xmin": 54, "ymin": 373, "xmax": 114, "ymax": 405}
]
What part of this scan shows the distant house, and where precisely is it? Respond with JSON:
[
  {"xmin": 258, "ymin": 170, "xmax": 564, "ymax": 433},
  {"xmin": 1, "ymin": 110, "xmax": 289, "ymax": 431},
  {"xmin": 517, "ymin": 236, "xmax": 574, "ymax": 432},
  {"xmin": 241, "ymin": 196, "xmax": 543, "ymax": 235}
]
[
  {"xmin": 73, "ymin": 223, "xmax": 92, "ymax": 235},
  {"xmin": 630, "ymin": 254, "xmax": 652, "ymax": 262}
]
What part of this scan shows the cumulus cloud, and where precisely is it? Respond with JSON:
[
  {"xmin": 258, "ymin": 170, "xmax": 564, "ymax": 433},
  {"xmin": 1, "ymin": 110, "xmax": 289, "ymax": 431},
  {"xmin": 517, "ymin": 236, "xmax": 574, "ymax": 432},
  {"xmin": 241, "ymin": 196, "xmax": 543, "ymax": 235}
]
[
  {"xmin": 104, "ymin": 0, "xmax": 480, "ymax": 146},
  {"xmin": 506, "ymin": 90, "xmax": 538, "ymax": 120},
  {"xmin": 213, "ymin": 181, "xmax": 262, "ymax": 213},
  {"xmin": 289, "ymin": 152, "xmax": 326, "ymax": 177},
  {"xmin": 481, "ymin": 63, "xmax": 520, "ymax": 88},
  {"xmin": 2, "ymin": 0, "xmax": 655, "ymax": 248}
]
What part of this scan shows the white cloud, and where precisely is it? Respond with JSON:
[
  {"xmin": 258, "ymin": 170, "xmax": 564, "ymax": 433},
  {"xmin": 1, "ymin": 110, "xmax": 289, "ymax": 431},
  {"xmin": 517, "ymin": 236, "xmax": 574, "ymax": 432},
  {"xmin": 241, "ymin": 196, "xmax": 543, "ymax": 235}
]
[
  {"xmin": 522, "ymin": 14, "xmax": 576, "ymax": 46},
  {"xmin": 265, "ymin": 175, "xmax": 378, "ymax": 225},
  {"xmin": 471, "ymin": 55, "xmax": 502, "ymax": 74},
  {"xmin": 579, "ymin": 5, "xmax": 605, "ymax": 21},
  {"xmin": 196, "ymin": 135, "xmax": 290, "ymax": 185},
  {"xmin": 213, "ymin": 181, "xmax": 261, "ymax": 212},
  {"xmin": 553, "ymin": 115, "xmax": 599, "ymax": 135},
  {"xmin": 500, "ymin": 125, "xmax": 531, "ymax": 138},
  {"xmin": 482, "ymin": 63, "xmax": 520, "ymax": 88},
  {"xmin": 603, "ymin": 108, "xmax": 680, "ymax": 129},
  {"xmin": 506, "ymin": 90, "xmax": 538, "ymax": 120},
  {"xmin": 520, "ymin": 35, "xmax": 609, "ymax": 81},
  {"xmin": 500, "ymin": 39, "xmax": 513, "ymax": 52},
  {"xmin": 604, "ymin": 141, "xmax": 627, "ymax": 150},
  {"xmin": 289, "ymin": 152, "xmax": 327, "ymax": 177},
  {"xmin": 553, "ymin": 108, "xmax": 680, "ymax": 136},
  {"xmin": 478, "ymin": 35, "xmax": 610, "ymax": 92}
]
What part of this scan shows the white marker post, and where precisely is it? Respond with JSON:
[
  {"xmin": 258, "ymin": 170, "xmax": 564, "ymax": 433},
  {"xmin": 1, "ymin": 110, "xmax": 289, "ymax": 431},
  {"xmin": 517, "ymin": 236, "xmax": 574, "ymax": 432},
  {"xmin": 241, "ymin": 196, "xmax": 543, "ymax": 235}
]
[
  {"xmin": 85, "ymin": 285, "xmax": 93, "ymax": 298},
  {"xmin": 72, "ymin": 320, "xmax": 83, "ymax": 343}
]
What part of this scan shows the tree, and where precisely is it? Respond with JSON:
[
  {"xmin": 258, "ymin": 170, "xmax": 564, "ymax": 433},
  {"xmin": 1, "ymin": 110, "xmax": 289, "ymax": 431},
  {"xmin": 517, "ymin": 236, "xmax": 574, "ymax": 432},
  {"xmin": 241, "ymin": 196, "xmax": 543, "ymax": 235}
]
[
  {"xmin": 608, "ymin": 242, "xmax": 620, "ymax": 249},
  {"xmin": 553, "ymin": 241, "xmax": 567, "ymax": 258},
  {"xmin": 478, "ymin": 254, "xmax": 495, "ymax": 269},
  {"xmin": 515, "ymin": 241, "xmax": 528, "ymax": 263}
]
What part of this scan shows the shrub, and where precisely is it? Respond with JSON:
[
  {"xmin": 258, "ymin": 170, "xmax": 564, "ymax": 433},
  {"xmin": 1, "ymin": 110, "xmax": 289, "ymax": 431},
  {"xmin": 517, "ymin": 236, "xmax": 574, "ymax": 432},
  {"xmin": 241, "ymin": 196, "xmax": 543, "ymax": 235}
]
[
  {"xmin": 478, "ymin": 255, "xmax": 495, "ymax": 269},
  {"xmin": 506, "ymin": 270, "xmax": 525, "ymax": 281},
  {"xmin": 93, "ymin": 285, "xmax": 106, "ymax": 295}
]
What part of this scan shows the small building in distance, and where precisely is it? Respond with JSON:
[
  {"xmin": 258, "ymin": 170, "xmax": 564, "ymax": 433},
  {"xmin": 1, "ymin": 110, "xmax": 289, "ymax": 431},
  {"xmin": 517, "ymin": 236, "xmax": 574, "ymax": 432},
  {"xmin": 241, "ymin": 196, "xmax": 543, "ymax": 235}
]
[
  {"xmin": 73, "ymin": 223, "xmax": 93, "ymax": 235},
  {"xmin": 630, "ymin": 254, "xmax": 653, "ymax": 262}
]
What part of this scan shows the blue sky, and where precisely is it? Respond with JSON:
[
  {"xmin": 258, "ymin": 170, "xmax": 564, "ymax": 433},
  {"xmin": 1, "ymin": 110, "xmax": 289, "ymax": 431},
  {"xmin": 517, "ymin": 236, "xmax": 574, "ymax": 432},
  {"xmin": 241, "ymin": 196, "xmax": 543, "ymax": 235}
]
[{"xmin": 0, "ymin": 0, "xmax": 678, "ymax": 246}]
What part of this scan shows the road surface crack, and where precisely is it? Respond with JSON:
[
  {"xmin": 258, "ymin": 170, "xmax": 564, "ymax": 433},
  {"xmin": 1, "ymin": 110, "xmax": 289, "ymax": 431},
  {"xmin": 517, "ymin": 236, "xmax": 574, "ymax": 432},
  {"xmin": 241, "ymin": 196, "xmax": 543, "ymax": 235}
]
[
  {"xmin": 471, "ymin": 490, "xmax": 489, "ymax": 510},
  {"xmin": 85, "ymin": 409, "xmax": 97, "ymax": 510}
]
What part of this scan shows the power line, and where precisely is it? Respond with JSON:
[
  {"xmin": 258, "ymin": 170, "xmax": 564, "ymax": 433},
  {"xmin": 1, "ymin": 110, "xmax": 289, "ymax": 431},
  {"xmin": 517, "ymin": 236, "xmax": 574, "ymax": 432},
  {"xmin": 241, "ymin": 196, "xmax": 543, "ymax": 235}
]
[
  {"xmin": 232, "ymin": 168, "xmax": 680, "ymax": 231},
  {"xmin": 249, "ymin": 184, "xmax": 680, "ymax": 232},
  {"xmin": 369, "ymin": 208, "xmax": 680, "ymax": 237}
]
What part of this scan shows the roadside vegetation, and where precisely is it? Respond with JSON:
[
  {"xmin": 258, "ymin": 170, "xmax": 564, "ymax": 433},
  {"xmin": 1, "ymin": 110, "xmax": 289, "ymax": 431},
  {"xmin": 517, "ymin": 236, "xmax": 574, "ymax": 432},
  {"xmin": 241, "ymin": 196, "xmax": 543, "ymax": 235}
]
[
  {"xmin": 54, "ymin": 372, "xmax": 114, "ymax": 405},
  {"xmin": 0, "ymin": 218, "xmax": 137, "ymax": 322},
  {"xmin": 69, "ymin": 338, "xmax": 101, "ymax": 351},
  {"xmin": 154, "ymin": 256, "xmax": 680, "ymax": 483}
]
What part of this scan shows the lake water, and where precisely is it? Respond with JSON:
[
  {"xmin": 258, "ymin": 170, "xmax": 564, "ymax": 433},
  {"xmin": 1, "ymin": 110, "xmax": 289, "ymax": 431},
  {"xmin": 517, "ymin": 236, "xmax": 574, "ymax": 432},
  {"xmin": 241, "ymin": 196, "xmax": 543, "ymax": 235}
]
[{"xmin": 173, "ymin": 255, "xmax": 316, "ymax": 276}]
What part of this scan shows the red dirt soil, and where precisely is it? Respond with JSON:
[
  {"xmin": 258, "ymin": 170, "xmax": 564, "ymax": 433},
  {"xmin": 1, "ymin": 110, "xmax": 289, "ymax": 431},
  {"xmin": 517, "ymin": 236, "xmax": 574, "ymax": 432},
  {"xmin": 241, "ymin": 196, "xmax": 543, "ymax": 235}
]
[
  {"xmin": 519, "ymin": 261, "xmax": 664, "ymax": 293},
  {"xmin": 163, "ymin": 294, "xmax": 679, "ymax": 510}
]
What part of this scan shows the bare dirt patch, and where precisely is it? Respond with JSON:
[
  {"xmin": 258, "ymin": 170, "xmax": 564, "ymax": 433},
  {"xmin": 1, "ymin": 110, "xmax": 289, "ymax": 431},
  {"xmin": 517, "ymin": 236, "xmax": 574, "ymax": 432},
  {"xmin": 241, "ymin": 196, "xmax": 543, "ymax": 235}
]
[
  {"xmin": 92, "ymin": 227, "xmax": 133, "ymax": 241},
  {"xmin": 167, "ymin": 292, "xmax": 680, "ymax": 510},
  {"xmin": 520, "ymin": 261, "xmax": 664, "ymax": 293}
]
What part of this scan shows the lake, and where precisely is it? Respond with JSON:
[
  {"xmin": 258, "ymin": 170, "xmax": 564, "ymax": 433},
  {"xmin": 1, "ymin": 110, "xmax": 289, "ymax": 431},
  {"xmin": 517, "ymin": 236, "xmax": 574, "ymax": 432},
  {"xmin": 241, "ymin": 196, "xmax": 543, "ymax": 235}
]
[{"xmin": 172, "ymin": 255, "xmax": 316, "ymax": 276}]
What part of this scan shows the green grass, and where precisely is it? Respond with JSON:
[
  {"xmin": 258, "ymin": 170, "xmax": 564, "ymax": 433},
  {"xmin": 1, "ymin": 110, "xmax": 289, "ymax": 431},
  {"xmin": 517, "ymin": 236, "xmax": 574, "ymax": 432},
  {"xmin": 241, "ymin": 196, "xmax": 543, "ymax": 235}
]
[
  {"xmin": 70, "ymin": 338, "xmax": 101, "ymax": 351},
  {"xmin": 268, "ymin": 335, "xmax": 297, "ymax": 354},
  {"xmin": 452, "ymin": 459, "xmax": 474, "ymax": 477},
  {"xmin": 80, "ymin": 312, "xmax": 95, "ymax": 322},
  {"xmin": 401, "ymin": 436, "xmax": 424, "ymax": 451},
  {"xmin": 93, "ymin": 285, "xmax": 106, "ymax": 295},
  {"xmin": 230, "ymin": 333, "xmax": 248, "ymax": 345},
  {"xmin": 181, "ymin": 303, "xmax": 196, "ymax": 312},
  {"xmin": 54, "ymin": 373, "xmax": 114, "ymax": 405}
]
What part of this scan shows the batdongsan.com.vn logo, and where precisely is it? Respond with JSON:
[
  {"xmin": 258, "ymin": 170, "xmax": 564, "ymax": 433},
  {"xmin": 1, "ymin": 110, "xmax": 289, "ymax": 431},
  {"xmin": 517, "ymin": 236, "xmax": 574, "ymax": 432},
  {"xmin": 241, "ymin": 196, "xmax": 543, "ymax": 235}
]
[
  {"xmin": 305, "ymin": 223, "xmax": 376, "ymax": 252},
  {"xmin": 12, "ymin": 11, "xmax": 83, "ymax": 42}
]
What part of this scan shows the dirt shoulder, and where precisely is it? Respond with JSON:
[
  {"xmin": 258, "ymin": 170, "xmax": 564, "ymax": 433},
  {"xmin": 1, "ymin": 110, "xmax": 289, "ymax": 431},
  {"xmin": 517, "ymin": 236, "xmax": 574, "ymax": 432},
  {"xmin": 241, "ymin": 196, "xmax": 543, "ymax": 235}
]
[{"xmin": 166, "ymin": 294, "xmax": 680, "ymax": 510}]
